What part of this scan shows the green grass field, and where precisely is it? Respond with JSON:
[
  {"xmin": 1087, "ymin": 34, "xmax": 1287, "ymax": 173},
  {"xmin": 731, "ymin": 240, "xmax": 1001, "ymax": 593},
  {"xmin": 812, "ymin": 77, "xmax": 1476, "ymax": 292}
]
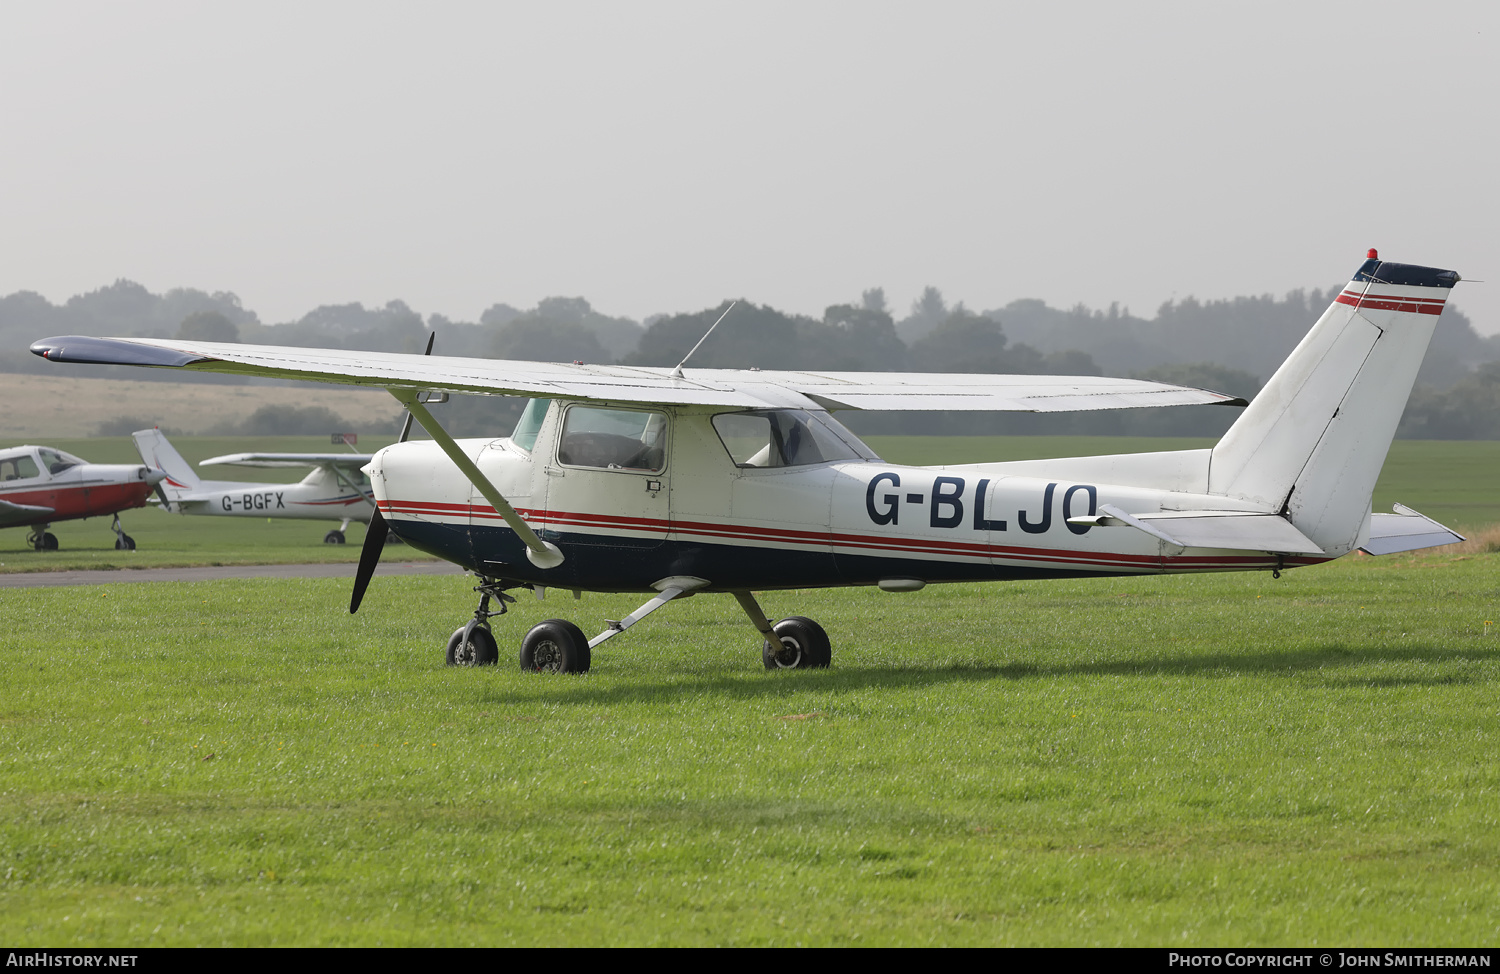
[
  {"xmin": 3, "ymin": 547, "xmax": 1499, "ymax": 944},
  {"xmin": 5, "ymin": 435, "xmax": 1499, "ymax": 570},
  {"xmin": 2, "ymin": 435, "xmax": 1498, "ymax": 945}
]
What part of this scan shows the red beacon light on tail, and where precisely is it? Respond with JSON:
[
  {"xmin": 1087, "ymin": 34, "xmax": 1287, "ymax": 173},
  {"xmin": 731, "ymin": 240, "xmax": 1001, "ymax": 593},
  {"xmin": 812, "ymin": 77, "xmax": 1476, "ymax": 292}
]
[{"xmin": 1368, "ymin": 248, "xmax": 1379, "ymax": 259}]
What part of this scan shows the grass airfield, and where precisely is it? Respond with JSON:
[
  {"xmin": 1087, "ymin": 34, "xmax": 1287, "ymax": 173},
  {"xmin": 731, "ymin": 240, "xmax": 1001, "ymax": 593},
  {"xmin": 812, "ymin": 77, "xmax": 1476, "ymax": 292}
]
[{"xmin": 2, "ymin": 435, "xmax": 1499, "ymax": 945}]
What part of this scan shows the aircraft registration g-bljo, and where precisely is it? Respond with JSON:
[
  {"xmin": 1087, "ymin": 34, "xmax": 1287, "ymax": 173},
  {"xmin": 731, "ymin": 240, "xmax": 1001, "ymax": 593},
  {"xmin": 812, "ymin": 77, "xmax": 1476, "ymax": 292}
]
[
  {"xmin": 0, "ymin": 444, "xmax": 165, "ymax": 550},
  {"xmin": 132, "ymin": 428, "xmax": 377, "ymax": 543},
  {"xmin": 32, "ymin": 251, "xmax": 1464, "ymax": 672}
]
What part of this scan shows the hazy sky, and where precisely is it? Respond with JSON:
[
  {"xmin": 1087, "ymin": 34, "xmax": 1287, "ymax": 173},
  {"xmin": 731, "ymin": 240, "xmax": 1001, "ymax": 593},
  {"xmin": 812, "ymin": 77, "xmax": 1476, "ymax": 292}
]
[{"xmin": 2, "ymin": 2, "xmax": 1496, "ymax": 333}]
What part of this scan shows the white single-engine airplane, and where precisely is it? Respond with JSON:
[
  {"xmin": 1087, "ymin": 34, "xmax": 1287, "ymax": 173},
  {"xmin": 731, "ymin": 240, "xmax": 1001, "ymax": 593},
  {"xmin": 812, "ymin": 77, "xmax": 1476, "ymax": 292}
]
[
  {"xmin": 132, "ymin": 428, "xmax": 377, "ymax": 543},
  {"xmin": 0, "ymin": 444, "xmax": 165, "ymax": 550},
  {"xmin": 32, "ymin": 252, "xmax": 1464, "ymax": 672}
]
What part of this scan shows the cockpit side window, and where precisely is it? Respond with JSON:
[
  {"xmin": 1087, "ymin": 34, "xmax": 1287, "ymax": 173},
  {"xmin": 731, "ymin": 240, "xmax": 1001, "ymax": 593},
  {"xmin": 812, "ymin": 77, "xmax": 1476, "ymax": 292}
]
[
  {"xmin": 1, "ymin": 454, "xmax": 41, "ymax": 481},
  {"xmin": 510, "ymin": 398, "xmax": 550, "ymax": 453},
  {"xmin": 557, "ymin": 405, "xmax": 667, "ymax": 473},
  {"xmin": 712, "ymin": 410, "xmax": 880, "ymax": 468}
]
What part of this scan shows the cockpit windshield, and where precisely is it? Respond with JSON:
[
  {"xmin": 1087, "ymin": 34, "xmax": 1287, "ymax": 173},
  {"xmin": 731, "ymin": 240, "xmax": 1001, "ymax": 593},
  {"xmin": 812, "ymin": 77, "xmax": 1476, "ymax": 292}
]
[
  {"xmin": 712, "ymin": 410, "xmax": 880, "ymax": 468},
  {"xmin": 37, "ymin": 449, "xmax": 83, "ymax": 475},
  {"xmin": 510, "ymin": 398, "xmax": 550, "ymax": 453}
]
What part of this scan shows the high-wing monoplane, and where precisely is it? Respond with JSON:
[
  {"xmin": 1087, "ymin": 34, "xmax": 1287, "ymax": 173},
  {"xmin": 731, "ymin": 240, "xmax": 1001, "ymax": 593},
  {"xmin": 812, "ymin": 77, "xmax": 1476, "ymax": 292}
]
[
  {"xmin": 0, "ymin": 444, "xmax": 165, "ymax": 550},
  {"xmin": 32, "ymin": 252, "xmax": 1465, "ymax": 671},
  {"xmin": 132, "ymin": 428, "xmax": 376, "ymax": 543}
]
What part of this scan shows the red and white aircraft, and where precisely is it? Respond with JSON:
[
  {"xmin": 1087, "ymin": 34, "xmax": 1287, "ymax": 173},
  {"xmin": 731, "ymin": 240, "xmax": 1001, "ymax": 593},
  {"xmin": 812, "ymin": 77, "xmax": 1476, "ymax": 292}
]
[
  {"xmin": 32, "ymin": 251, "xmax": 1463, "ymax": 670},
  {"xmin": 0, "ymin": 444, "xmax": 165, "ymax": 550},
  {"xmin": 132, "ymin": 428, "xmax": 377, "ymax": 544}
]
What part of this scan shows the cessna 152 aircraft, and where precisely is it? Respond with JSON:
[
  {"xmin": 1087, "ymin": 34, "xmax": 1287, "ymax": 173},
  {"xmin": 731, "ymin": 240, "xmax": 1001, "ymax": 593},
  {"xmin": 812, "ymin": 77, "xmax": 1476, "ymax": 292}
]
[
  {"xmin": 31, "ymin": 252, "xmax": 1464, "ymax": 672},
  {"xmin": 0, "ymin": 443, "xmax": 165, "ymax": 550},
  {"xmin": 132, "ymin": 428, "xmax": 376, "ymax": 543}
]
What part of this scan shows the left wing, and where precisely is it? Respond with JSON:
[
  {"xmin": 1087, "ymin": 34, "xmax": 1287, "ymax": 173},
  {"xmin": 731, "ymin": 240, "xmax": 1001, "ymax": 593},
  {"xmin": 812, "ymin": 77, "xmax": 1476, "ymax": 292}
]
[
  {"xmin": 31, "ymin": 336, "xmax": 1246, "ymax": 413},
  {"xmin": 201, "ymin": 453, "xmax": 375, "ymax": 469},
  {"xmin": 0, "ymin": 498, "xmax": 55, "ymax": 528}
]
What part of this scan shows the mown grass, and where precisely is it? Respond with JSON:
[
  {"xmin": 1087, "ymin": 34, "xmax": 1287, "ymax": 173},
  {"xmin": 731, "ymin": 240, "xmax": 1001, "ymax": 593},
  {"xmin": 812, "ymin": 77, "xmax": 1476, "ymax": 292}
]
[
  {"xmin": 6, "ymin": 435, "xmax": 1497, "ymax": 570},
  {"xmin": 3, "ymin": 550, "xmax": 1498, "ymax": 945}
]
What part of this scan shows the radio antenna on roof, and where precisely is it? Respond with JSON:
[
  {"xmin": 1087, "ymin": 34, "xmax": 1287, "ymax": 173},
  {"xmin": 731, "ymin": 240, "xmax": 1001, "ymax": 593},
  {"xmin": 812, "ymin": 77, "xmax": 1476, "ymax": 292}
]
[{"xmin": 672, "ymin": 301, "xmax": 737, "ymax": 379}]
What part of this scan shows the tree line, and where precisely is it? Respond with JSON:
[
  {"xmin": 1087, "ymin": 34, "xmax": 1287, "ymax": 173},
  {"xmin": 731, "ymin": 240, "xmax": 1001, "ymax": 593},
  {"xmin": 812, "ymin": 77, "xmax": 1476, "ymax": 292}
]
[{"xmin": 3, "ymin": 279, "xmax": 1497, "ymax": 439}]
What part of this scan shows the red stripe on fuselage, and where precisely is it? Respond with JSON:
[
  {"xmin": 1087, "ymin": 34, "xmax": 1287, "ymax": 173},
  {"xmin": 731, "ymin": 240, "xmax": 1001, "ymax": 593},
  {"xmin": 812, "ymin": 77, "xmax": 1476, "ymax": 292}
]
[{"xmin": 378, "ymin": 499, "xmax": 1333, "ymax": 574}]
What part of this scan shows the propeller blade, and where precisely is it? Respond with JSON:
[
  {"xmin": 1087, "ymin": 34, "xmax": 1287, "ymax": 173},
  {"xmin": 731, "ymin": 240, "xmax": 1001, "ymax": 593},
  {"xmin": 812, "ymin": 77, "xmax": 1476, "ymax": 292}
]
[
  {"xmin": 397, "ymin": 330, "xmax": 438, "ymax": 444},
  {"xmin": 360, "ymin": 330, "xmax": 431, "ymax": 611},
  {"xmin": 350, "ymin": 506, "xmax": 389, "ymax": 614},
  {"xmin": 153, "ymin": 483, "xmax": 172, "ymax": 511}
]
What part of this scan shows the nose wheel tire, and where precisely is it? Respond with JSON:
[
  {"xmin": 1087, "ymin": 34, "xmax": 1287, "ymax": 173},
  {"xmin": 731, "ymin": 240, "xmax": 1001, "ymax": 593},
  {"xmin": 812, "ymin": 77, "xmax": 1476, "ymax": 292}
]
[
  {"xmin": 446, "ymin": 625, "xmax": 499, "ymax": 666},
  {"xmin": 520, "ymin": 619, "xmax": 591, "ymax": 674},
  {"xmin": 114, "ymin": 534, "xmax": 136, "ymax": 550},
  {"xmin": 763, "ymin": 616, "xmax": 831, "ymax": 670}
]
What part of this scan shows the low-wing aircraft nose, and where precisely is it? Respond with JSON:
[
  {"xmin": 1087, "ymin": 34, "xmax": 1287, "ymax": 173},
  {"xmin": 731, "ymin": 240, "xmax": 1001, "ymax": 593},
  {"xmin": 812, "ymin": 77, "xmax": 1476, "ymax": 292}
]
[{"xmin": 142, "ymin": 466, "xmax": 167, "ymax": 486}]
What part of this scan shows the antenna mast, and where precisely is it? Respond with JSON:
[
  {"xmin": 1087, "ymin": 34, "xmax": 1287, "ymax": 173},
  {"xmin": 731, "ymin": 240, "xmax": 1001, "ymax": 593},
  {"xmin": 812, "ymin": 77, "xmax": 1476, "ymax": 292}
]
[{"xmin": 672, "ymin": 301, "xmax": 737, "ymax": 378}]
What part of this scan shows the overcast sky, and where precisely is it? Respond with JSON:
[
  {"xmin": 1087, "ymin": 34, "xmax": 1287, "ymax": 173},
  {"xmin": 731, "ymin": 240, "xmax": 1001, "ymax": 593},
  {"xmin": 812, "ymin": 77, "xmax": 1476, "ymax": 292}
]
[{"xmin": 2, "ymin": 1, "xmax": 1496, "ymax": 333}]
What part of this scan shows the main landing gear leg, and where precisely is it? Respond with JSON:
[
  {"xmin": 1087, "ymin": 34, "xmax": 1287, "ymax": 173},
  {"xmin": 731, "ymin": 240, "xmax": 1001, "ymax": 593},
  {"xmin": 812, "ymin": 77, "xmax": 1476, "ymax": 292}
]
[
  {"xmin": 735, "ymin": 591, "xmax": 831, "ymax": 670},
  {"xmin": 446, "ymin": 577, "xmax": 516, "ymax": 667},
  {"xmin": 111, "ymin": 515, "xmax": 136, "ymax": 551},
  {"xmin": 28, "ymin": 524, "xmax": 58, "ymax": 551}
]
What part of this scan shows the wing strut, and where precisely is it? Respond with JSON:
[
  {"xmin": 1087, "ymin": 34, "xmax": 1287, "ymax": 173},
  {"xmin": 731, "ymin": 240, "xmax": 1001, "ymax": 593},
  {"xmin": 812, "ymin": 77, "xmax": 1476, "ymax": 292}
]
[{"xmin": 390, "ymin": 389, "xmax": 564, "ymax": 569}]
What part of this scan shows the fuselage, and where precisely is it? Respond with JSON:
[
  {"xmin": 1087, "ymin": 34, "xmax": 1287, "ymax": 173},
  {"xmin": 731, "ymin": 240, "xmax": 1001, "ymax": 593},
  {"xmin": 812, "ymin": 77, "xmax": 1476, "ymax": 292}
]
[
  {"xmin": 160, "ymin": 468, "xmax": 374, "ymax": 522},
  {"xmin": 0, "ymin": 446, "xmax": 159, "ymax": 527},
  {"xmin": 367, "ymin": 402, "xmax": 1338, "ymax": 593}
]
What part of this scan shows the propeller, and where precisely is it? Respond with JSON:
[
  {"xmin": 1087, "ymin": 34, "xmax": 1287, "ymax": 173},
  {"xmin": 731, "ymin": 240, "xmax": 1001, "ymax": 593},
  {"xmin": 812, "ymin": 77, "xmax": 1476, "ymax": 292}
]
[{"xmin": 351, "ymin": 329, "xmax": 436, "ymax": 614}]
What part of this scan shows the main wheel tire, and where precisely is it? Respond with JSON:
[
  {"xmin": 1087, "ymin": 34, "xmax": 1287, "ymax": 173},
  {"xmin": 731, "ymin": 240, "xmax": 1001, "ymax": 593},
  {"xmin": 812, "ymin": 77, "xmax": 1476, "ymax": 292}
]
[
  {"xmin": 762, "ymin": 616, "xmax": 832, "ymax": 670},
  {"xmin": 114, "ymin": 534, "xmax": 136, "ymax": 550},
  {"xmin": 446, "ymin": 625, "xmax": 498, "ymax": 666},
  {"xmin": 37, "ymin": 532, "xmax": 58, "ymax": 552},
  {"xmin": 324, "ymin": 530, "xmax": 346, "ymax": 545},
  {"xmin": 520, "ymin": 619, "xmax": 591, "ymax": 674}
]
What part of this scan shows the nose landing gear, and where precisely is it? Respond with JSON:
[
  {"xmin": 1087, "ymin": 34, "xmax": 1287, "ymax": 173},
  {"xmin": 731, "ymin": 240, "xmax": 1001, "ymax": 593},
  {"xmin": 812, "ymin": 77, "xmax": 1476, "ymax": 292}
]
[{"xmin": 445, "ymin": 577, "xmax": 517, "ymax": 667}]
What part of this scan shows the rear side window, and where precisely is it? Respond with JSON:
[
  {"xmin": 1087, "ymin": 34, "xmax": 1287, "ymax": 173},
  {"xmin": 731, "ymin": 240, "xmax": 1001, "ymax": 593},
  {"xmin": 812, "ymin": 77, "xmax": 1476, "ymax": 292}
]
[
  {"xmin": 712, "ymin": 409, "xmax": 878, "ymax": 468},
  {"xmin": 1, "ymin": 454, "xmax": 41, "ymax": 481},
  {"xmin": 557, "ymin": 406, "xmax": 667, "ymax": 473}
]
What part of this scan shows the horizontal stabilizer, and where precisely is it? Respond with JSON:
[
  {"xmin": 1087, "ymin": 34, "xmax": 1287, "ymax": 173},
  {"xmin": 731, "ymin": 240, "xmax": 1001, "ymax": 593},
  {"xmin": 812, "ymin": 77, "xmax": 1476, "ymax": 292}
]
[
  {"xmin": 1359, "ymin": 503, "xmax": 1464, "ymax": 555},
  {"xmin": 1071, "ymin": 504, "xmax": 1324, "ymax": 554}
]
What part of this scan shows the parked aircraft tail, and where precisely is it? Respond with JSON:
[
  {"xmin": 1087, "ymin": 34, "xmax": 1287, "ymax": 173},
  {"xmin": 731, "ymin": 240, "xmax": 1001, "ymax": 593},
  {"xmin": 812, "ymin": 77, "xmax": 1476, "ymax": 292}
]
[
  {"xmin": 131, "ymin": 428, "xmax": 201, "ymax": 504},
  {"xmin": 1208, "ymin": 252, "xmax": 1461, "ymax": 552}
]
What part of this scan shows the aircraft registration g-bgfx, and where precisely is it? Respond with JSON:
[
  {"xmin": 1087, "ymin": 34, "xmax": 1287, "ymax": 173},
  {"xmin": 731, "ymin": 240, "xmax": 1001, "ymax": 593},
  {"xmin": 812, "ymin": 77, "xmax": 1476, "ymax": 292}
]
[
  {"xmin": 32, "ymin": 252, "xmax": 1465, "ymax": 672},
  {"xmin": 132, "ymin": 428, "xmax": 377, "ymax": 544}
]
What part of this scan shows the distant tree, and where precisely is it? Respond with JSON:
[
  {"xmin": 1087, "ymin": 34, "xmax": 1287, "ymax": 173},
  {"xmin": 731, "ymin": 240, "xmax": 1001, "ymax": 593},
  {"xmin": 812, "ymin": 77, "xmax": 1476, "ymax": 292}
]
[
  {"xmin": 813, "ymin": 303, "xmax": 907, "ymax": 370},
  {"xmin": 897, "ymin": 286, "xmax": 949, "ymax": 343},
  {"xmin": 625, "ymin": 301, "xmax": 805, "ymax": 370},
  {"xmin": 232, "ymin": 404, "xmax": 350, "ymax": 436},
  {"xmin": 493, "ymin": 318, "xmax": 607, "ymax": 363},
  {"xmin": 480, "ymin": 303, "xmax": 523, "ymax": 328},
  {"xmin": 861, "ymin": 287, "xmax": 887, "ymax": 314},
  {"xmin": 907, "ymin": 309, "xmax": 1008, "ymax": 372},
  {"xmin": 176, "ymin": 310, "xmax": 239, "ymax": 343}
]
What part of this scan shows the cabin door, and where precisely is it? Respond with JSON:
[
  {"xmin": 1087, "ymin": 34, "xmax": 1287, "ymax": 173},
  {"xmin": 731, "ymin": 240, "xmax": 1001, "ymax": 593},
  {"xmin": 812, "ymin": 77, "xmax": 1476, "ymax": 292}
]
[{"xmin": 542, "ymin": 403, "xmax": 670, "ymax": 550}]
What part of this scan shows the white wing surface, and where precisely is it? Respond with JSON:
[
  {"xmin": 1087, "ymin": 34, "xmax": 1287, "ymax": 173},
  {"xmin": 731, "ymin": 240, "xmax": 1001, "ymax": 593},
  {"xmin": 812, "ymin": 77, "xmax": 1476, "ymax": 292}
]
[
  {"xmin": 31, "ymin": 336, "xmax": 1247, "ymax": 413},
  {"xmin": 201, "ymin": 453, "xmax": 375, "ymax": 469}
]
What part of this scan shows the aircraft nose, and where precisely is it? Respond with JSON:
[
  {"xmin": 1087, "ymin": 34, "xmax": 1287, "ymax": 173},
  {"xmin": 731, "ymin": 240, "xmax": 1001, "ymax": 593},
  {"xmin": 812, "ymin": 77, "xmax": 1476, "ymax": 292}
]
[{"xmin": 142, "ymin": 466, "xmax": 166, "ymax": 486}]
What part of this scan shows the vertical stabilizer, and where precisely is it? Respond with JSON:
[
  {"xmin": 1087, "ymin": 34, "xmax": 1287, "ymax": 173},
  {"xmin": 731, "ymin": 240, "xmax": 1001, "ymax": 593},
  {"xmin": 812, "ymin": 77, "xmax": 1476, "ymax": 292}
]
[
  {"xmin": 131, "ymin": 428, "xmax": 201, "ymax": 500},
  {"xmin": 1208, "ymin": 255, "xmax": 1460, "ymax": 552}
]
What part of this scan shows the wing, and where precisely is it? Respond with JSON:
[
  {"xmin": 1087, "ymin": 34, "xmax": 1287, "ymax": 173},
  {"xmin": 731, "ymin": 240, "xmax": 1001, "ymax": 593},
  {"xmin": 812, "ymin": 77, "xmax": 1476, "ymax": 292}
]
[
  {"xmin": 0, "ymin": 498, "xmax": 55, "ymax": 528},
  {"xmin": 200, "ymin": 453, "xmax": 375, "ymax": 469},
  {"xmin": 31, "ymin": 336, "xmax": 1247, "ymax": 413}
]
